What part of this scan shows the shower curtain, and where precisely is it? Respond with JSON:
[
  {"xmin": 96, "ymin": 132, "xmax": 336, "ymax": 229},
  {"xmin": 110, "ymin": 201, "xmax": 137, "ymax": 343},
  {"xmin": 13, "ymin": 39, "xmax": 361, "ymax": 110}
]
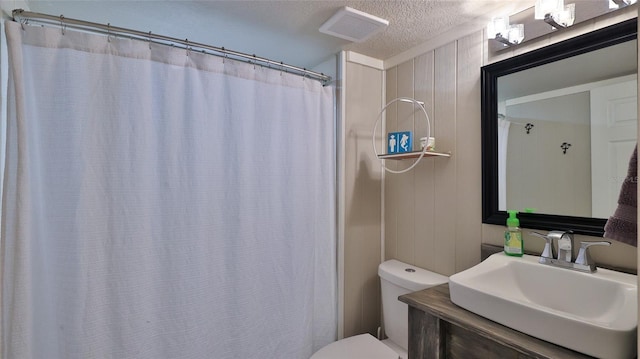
[
  {"xmin": 498, "ymin": 118, "xmax": 510, "ymax": 210},
  {"xmin": 2, "ymin": 21, "xmax": 336, "ymax": 359}
]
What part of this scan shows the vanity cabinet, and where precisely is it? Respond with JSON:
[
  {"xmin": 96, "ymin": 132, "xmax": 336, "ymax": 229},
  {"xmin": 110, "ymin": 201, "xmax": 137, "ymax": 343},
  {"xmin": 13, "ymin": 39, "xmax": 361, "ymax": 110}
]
[{"xmin": 399, "ymin": 284, "xmax": 593, "ymax": 359}]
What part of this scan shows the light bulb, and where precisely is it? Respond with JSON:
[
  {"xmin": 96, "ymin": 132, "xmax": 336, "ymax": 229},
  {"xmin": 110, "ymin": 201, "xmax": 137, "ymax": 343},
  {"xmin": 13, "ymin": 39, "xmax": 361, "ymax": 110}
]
[
  {"xmin": 535, "ymin": 0, "xmax": 564, "ymax": 19},
  {"xmin": 507, "ymin": 24, "xmax": 525, "ymax": 44},
  {"xmin": 555, "ymin": 3, "xmax": 575, "ymax": 27},
  {"xmin": 487, "ymin": 16, "xmax": 509, "ymax": 39}
]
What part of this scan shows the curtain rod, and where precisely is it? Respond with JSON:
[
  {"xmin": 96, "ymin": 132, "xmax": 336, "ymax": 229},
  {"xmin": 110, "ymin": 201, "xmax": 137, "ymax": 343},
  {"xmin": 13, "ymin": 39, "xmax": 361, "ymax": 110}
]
[{"xmin": 11, "ymin": 9, "xmax": 332, "ymax": 85}]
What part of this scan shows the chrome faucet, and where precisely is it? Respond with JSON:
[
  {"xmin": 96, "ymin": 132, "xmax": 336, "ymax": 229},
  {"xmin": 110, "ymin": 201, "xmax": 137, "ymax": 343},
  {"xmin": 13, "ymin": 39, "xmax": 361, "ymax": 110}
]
[
  {"xmin": 530, "ymin": 231, "xmax": 610, "ymax": 273},
  {"xmin": 552, "ymin": 231, "xmax": 574, "ymax": 263}
]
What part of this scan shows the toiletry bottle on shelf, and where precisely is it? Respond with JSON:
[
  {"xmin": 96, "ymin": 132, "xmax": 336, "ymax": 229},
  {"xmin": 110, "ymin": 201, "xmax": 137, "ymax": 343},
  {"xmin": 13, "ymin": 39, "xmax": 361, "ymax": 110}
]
[{"xmin": 504, "ymin": 210, "xmax": 523, "ymax": 257}]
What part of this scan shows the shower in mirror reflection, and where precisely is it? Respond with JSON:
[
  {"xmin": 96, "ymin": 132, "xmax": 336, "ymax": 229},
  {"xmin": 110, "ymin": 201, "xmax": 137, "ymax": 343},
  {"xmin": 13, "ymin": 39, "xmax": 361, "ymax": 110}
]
[{"xmin": 498, "ymin": 114, "xmax": 510, "ymax": 211}]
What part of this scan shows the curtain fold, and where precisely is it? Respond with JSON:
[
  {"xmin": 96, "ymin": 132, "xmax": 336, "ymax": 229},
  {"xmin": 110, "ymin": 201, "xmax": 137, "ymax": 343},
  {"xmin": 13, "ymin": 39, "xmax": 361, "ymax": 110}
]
[
  {"xmin": 498, "ymin": 118, "xmax": 511, "ymax": 211},
  {"xmin": 2, "ymin": 21, "xmax": 336, "ymax": 359}
]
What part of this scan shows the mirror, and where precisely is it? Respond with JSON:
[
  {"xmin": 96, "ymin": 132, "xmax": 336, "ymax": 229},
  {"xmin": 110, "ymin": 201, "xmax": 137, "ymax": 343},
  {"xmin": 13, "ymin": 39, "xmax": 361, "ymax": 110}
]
[{"xmin": 482, "ymin": 18, "xmax": 637, "ymax": 236}]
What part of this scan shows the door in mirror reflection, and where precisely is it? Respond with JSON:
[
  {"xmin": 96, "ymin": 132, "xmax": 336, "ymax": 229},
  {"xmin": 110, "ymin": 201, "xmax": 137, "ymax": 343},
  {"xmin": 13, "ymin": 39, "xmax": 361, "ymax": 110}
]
[{"xmin": 591, "ymin": 79, "xmax": 637, "ymax": 218}]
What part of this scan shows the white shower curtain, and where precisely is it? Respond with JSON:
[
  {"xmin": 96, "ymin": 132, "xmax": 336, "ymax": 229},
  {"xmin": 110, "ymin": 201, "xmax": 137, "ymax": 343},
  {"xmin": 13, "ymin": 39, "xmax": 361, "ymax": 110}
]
[
  {"xmin": 2, "ymin": 21, "xmax": 336, "ymax": 359},
  {"xmin": 498, "ymin": 118, "xmax": 511, "ymax": 211}
]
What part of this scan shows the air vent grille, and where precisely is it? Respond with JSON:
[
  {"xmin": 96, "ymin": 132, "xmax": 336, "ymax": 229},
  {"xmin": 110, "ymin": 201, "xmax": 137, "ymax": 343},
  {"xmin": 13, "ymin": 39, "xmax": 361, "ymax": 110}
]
[{"xmin": 319, "ymin": 6, "xmax": 389, "ymax": 43}]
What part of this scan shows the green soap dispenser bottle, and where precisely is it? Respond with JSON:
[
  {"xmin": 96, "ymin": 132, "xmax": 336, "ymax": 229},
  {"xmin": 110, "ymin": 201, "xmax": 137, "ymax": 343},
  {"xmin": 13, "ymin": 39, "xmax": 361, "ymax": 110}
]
[{"xmin": 504, "ymin": 210, "xmax": 523, "ymax": 256}]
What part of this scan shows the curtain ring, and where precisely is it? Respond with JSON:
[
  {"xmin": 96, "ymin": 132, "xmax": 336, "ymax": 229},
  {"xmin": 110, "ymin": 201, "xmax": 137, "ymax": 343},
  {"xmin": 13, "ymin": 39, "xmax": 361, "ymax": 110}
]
[
  {"xmin": 185, "ymin": 39, "xmax": 190, "ymax": 57},
  {"xmin": 372, "ymin": 97, "xmax": 432, "ymax": 174},
  {"xmin": 107, "ymin": 23, "xmax": 111, "ymax": 42},
  {"xmin": 148, "ymin": 31, "xmax": 152, "ymax": 50},
  {"xmin": 19, "ymin": 18, "xmax": 29, "ymax": 31},
  {"xmin": 252, "ymin": 54, "xmax": 257, "ymax": 70},
  {"xmin": 221, "ymin": 47, "xmax": 227, "ymax": 64},
  {"xmin": 59, "ymin": 15, "xmax": 66, "ymax": 35}
]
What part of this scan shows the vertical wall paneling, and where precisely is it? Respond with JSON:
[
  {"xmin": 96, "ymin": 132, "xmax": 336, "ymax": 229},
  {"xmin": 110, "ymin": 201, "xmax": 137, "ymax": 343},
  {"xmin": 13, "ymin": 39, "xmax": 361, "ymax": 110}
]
[
  {"xmin": 384, "ymin": 67, "xmax": 399, "ymax": 261},
  {"xmin": 432, "ymin": 42, "xmax": 458, "ymax": 276},
  {"xmin": 413, "ymin": 52, "xmax": 437, "ymax": 271},
  {"xmin": 454, "ymin": 32, "xmax": 483, "ymax": 272},
  {"xmin": 384, "ymin": 32, "xmax": 483, "ymax": 276},
  {"xmin": 395, "ymin": 61, "xmax": 417, "ymax": 263},
  {"xmin": 382, "ymin": 10, "xmax": 637, "ymax": 296},
  {"xmin": 343, "ymin": 60, "xmax": 383, "ymax": 338}
]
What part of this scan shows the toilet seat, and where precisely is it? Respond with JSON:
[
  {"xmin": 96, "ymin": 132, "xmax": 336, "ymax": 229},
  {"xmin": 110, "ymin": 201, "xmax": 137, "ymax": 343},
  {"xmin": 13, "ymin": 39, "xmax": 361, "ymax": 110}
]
[{"xmin": 310, "ymin": 334, "xmax": 400, "ymax": 359}]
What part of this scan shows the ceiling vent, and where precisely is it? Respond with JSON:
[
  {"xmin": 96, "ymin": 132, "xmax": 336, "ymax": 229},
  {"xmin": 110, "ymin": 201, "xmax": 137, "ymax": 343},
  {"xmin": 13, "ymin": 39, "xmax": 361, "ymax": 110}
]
[{"xmin": 319, "ymin": 6, "xmax": 389, "ymax": 43}]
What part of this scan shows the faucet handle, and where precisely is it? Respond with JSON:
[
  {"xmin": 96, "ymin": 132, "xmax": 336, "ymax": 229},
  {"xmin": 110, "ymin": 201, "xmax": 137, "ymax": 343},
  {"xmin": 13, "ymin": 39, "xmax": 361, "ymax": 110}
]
[
  {"xmin": 575, "ymin": 241, "xmax": 611, "ymax": 272},
  {"xmin": 530, "ymin": 232, "xmax": 555, "ymax": 259}
]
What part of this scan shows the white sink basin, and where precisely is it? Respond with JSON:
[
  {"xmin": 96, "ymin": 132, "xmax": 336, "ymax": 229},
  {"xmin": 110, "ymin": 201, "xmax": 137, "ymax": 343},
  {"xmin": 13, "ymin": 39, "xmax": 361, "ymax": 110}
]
[{"xmin": 449, "ymin": 253, "xmax": 637, "ymax": 359}]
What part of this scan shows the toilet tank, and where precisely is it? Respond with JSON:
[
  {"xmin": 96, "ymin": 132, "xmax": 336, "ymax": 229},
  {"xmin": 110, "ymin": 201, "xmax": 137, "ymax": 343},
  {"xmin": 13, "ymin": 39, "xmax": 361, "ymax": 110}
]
[{"xmin": 378, "ymin": 260, "xmax": 448, "ymax": 351}]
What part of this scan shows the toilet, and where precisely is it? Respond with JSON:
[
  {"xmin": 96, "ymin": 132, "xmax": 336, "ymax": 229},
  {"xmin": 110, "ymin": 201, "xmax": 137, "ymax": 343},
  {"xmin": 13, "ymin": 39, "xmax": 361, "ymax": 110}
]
[{"xmin": 311, "ymin": 259, "xmax": 448, "ymax": 359}]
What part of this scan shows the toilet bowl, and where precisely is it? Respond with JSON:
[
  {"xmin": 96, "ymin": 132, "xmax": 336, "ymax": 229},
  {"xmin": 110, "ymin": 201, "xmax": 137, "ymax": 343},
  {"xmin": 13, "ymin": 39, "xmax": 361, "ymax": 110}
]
[{"xmin": 311, "ymin": 260, "xmax": 448, "ymax": 359}]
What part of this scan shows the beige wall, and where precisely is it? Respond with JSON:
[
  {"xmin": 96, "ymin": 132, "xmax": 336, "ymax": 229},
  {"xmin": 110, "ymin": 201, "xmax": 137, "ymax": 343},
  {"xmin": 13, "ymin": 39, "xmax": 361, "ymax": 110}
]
[
  {"xmin": 342, "ymin": 6, "xmax": 638, "ymax": 342},
  {"xmin": 342, "ymin": 57, "xmax": 384, "ymax": 338},
  {"xmin": 483, "ymin": 8, "xmax": 638, "ymax": 271},
  {"xmin": 384, "ymin": 30, "xmax": 484, "ymax": 276},
  {"xmin": 383, "ymin": 8, "xmax": 639, "ymax": 276},
  {"xmin": 506, "ymin": 95, "xmax": 592, "ymax": 217}
]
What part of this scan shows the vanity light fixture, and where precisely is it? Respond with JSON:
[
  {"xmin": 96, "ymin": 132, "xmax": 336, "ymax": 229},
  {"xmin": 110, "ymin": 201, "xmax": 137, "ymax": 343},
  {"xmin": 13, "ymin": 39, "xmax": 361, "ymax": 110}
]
[
  {"xmin": 609, "ymin": 0, "xmax": 637, "ymax": 8},
  {"xmin": 490, "ymin": 0, "xmax": 632, "ymax": 50},
  {"xmin": 487, "ymin": 16, "xmax": 525, "ymax": 46}
]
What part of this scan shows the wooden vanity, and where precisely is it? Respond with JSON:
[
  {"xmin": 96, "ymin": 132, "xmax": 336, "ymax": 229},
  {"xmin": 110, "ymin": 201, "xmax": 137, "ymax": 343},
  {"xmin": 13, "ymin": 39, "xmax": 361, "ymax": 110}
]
[{"xmin": 399, "ymin": 284, "xmax": 594, "ymax": 359}]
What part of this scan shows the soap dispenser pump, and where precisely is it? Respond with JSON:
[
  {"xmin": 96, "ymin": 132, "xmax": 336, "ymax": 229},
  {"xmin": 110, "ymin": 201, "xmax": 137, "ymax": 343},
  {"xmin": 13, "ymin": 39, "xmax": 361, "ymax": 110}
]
[{"xmin": 504, "ymin": 210, "xmax": 523, "ymax": 257}]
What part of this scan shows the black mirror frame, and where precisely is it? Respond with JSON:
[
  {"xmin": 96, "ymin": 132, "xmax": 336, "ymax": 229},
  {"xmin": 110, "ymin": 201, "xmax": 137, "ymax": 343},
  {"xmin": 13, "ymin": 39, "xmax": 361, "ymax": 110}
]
[{"xmin": 481, "ymin": 18, "xmax": 637, "ymax": 237}]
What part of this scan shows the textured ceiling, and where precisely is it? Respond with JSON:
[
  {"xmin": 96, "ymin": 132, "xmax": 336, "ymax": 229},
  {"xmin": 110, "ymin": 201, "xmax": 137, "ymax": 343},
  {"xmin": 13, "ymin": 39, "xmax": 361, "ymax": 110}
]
[
  {"xmin": 193, "ymin": 0, "xmax": 527, "ymax": 64},
  {"xmin": 24, "ymin": 0, "xmax": 534, "ymax": 68}
]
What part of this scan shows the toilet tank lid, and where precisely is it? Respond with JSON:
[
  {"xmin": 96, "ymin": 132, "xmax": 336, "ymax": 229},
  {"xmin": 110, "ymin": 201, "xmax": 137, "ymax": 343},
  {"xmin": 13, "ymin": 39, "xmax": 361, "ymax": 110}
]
[{"xmin": 378, "ymin": 260, "xmax": 448, "ymax": 292}]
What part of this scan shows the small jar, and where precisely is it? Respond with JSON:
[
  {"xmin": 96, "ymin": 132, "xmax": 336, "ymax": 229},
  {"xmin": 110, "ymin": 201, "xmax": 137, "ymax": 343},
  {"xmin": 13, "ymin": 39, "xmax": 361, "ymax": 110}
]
[{"xmin": 420, "ymin": 137, "xmax": 435, "ymax": 151}]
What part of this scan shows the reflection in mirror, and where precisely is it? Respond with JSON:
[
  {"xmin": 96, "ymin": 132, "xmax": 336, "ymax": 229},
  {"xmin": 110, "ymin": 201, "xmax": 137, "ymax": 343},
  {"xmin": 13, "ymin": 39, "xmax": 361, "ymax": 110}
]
[
  {"xmin": 482, "ymin": 19, "xmax": 637, "ymax": 236},
  {"xmin": 498, "ymin": 40, "xmax": 637, "ymax": 219}
]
